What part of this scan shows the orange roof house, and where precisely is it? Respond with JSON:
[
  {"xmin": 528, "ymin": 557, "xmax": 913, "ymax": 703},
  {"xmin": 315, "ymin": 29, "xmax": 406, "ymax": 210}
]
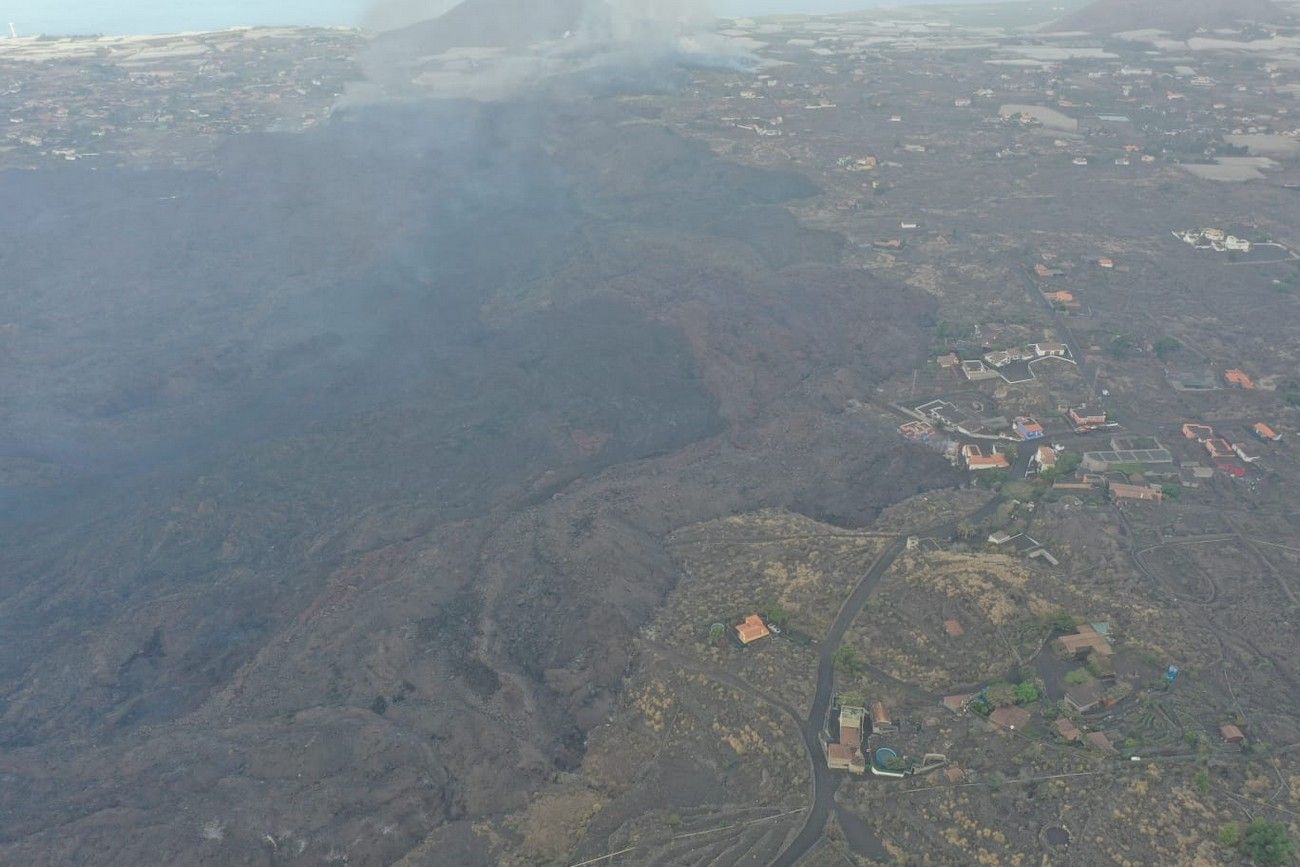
[
  {"xmin": 1205, "ymin": 438, "xmax": 1234, "ymax": 459},
  {"xmin": 1221, "ymin": 724, "xmax": 1246, "ymax": 745},
  {"xmin": 962, "ymin": 444, "xmax": 1010, "ymax": 471},
  {"xmin": 871, "ymin": 702, "xmax": 893, "ymax": 734},
  {"xmin": 1035, "ymin": 446, "xmax": 1057, "ymax": 469},
  {"xmin": 943, "ymin": 618, "xmax": 965, "ymax": 637},
  {"xmin": 1254, "ymin": 422, "xmax": 1281, "ymax": 442},
  {"xmin": 826, "ymin": 742, "xmax": 858, "ymax": 770},
  {"xmin": 1182, "ymin": 423, "xmax": 1215, "ymax": 441},
  {"xmin": 1110, "ymin": 483, "xmax": 1163, "ymax": 503},
  {"xmin": 1054, "ymin": 717, "xmax": 1082, "ymax": 742},
  {"xmin": 1225, "ymin": 369, "xmax": 1255, "ymax": 389},
  {"xmin": 1056, "ymin": 624, "xmax": 1113, "ymax": 658},
  {"xmin": 735, "ymin": 614, "xmax": 771, "ymax": 645},
  {"xmin": 989, "ymin": 707, "xmax": 1032, "ymax": 730}
]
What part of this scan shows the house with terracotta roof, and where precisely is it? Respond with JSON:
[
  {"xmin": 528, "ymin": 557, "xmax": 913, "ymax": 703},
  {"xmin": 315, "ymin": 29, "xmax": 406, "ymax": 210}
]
[
  {"xmin": 989, "ymin": 706, "xmax": 1032, "ymax": 730},
  {"xmin": 1034, "ymin": 263, "xmax": 1063, "ymax": 279},
  {"xmin": 1221, "ymin": 724, "xmax": 1245, "ymax": 745},
  {"xmin": 1056, "ymin": 624, "xmax": 1113, "ymax": 659},
  {"xmin": 1068, "ymin": 406, "xmax": 1107, "ymax": 430},
  {"xmin": 1205, "ymin": 438, "xmax": 1235, "ymax": 460},
  {"xmin": 1054, "ymin": 717, "xmax": 1082, "ymax": 742},
  {"xmin": 899, "ymin": 420, "xmax": 937, "ymax": 444},
  {"xmin": 943, "ymin": 618, "xmax": 964, "ymax": 637},
  {"xmin": 827, "ymin": 742, "xmax": 866, "ymax": 772},
  {"xmin": 1182, "ymin": 423, "xmax": 1215, "ymax": 442},
  {"xmin": 1043, "ymin": 289, "xmax": 1078, "ymax": 308},
  {"xmin": 871, "ymin": 702, "xmax": 893, "ymax": 735},
  {"xmin": 962, "ymin": 444, "xmax": 1010, "ymax": 471},
  {"xmin": 1254, "ymin": 422, "xmax": 1282, "ymax": 442},
  {"xmin": 1216, "ymin": 459, "xmax": 1247, "ymax": 479},
  {"xmin": 1224, "ymin": 369, "xmax": 1256, "ymax": 389},
  {"xmin": 826, "ymin": 704, "xmax": 868, "ymax": 774},
  {"xmin": 1110, "ymin": 482, "xmax": 1163, "ymax": 503},
  {"xmin": 735, "ymin": 614, "xmax": 771, "ymax": 645}
]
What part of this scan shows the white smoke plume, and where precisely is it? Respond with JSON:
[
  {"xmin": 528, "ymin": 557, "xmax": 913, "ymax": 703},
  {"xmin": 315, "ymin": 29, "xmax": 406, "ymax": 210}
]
[{"xmin": 347, "ymin": 0, "xmax": 755, "ymax": 102}]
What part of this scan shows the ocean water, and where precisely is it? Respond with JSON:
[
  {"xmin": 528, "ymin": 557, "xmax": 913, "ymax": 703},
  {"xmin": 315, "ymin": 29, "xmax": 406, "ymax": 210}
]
[{"xmin": 6, "ymin": 0, "xmax": 369, "ymax": 36}]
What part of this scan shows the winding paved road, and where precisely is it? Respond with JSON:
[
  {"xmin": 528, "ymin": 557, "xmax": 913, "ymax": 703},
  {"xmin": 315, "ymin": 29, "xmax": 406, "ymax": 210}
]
[{"xmin": 769, "ymin": 452, "xmax": 1029, "ymax": 866}]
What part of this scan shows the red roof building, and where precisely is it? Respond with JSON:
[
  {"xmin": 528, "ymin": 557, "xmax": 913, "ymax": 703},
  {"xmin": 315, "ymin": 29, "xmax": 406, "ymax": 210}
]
[
  {"xmin": 1054, "ymin": 717, "xmax": 1083, "ymax": 742},
  {"xmin": 1225, "ymin": 369, "xmax": 1256, "ymax": 389},
  {"xmin": 1254, "ymin": 422, "xmax": 1282, "ymax": 442},
  {"xmin": 989, "ymin": 707, "xmax": 1032, "ymax": 730},
  {"xmin": 735, "ymin": 614, "xmax": 771, "ymax": 645}
]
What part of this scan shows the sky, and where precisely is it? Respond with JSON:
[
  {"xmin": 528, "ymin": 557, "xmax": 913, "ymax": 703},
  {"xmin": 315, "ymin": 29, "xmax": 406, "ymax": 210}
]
[{"xmin": 4, "ymin": 0, "xmax": 979, "ymax": 37}]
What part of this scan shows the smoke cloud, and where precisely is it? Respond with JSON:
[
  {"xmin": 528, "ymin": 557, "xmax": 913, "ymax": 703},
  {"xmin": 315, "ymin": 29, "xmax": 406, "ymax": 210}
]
[{"xmin": 349, "ymin": 0, "xmax": 755, "ymax": 102}]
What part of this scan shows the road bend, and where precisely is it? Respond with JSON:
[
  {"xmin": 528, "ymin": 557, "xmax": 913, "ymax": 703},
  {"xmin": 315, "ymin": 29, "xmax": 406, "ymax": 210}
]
[{"xmin": 770, "ymin": 459, "xmax": 1022, "ymax": 866}]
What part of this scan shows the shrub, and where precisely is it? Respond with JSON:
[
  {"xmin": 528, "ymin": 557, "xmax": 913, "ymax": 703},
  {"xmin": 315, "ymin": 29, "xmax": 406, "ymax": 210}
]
[
  {"xmin": 1241, "ymin": 820, "xmax": 1294, "ymax": 865},
  {"xmin": 833, "ymin": 645, "xmax": 864, "ymax": 676},
  {"xmin": 985, "ymin": 682, "xmax": 1017, "ymax": 708},
  {"xmin": 1014, "ymin": 681, "xmax": 1041, "ymax": 704}
]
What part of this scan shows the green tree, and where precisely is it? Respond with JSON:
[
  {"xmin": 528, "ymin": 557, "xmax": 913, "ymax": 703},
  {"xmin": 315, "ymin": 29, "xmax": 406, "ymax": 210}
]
[
  {"xmin": 760, "ymin": 602, "xmax": 791, "ymax": 630},
  {"xmin": 1065, "ymin": 668, "xmax": 1093, "ymax": 686},
  {"xmin": 708, "ymin": 623, "xmax": 726, "ymax": 645},
  {"xmin": 1056, "ymin": 452, "xmax": 1083, "ymax": 476},
  {"xmin": 833, "ymin": 645, "xmax": 864, "ymax": 676},
  {"xmin": 1219, "ymin": 824, "xmax": 1242, "ymax": 848},
  {"xmin": 1154, "ymin": 336, "xmax": 1182, "ymax": 359},
  {"xmin": 1047, "ymin": 610, "xmax": 1077, "ymax": 632},
  {"xmin": 1241, "ymin": 820, "xmax": 1295, "ymax": 865},
  {"xmin": 1194, "ymin": 768, "xmax": 1210, "ymax": 795},
  {"xmin": 1014, "ymin": 681, "xmax": 1041, "ymax": 704}
]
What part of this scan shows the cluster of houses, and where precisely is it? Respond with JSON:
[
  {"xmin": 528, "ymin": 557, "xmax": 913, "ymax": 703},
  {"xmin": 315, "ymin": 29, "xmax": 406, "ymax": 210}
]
[
  {"xmin": 937, "ymin": 341, "xmax": 1072, "ymax": 385},
  {"xmin": 1181, "ymin": 422, "xmax": 1271, "ymax": 476},
  {"xmin": 825, "ymin": 700, "xmax": 944, "ymax": 778},
  {"xmin": 1174, "ymin": 227, "xmax": 1253, "ymax": 253},
  {"xmin": 826, "ymin": 702, "xmax": 892, "ymax": 774}
]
